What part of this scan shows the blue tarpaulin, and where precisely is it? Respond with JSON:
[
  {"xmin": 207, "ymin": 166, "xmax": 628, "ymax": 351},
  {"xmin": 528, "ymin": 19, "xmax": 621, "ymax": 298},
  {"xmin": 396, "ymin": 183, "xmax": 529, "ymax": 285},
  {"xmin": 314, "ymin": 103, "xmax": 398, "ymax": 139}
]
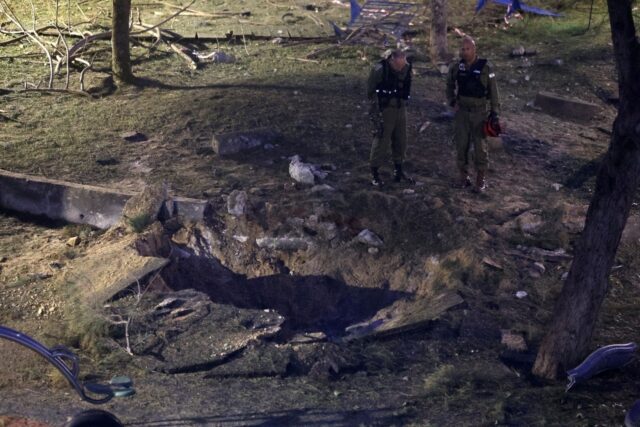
[{"xmin": 476, "ymin": 0, "xmax": 562, "ymax": 17}]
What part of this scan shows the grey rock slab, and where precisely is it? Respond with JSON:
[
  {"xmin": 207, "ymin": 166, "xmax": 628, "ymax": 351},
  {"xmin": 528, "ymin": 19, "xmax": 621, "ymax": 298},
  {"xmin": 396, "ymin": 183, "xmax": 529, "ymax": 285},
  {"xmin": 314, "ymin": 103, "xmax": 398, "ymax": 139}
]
[
  {"xmin": 534, "ymin": 91, "xmax": 601, "ymax": 122},
  {"xmin": 212, "ymin": 128, "xmax": 280, "ymax": 156}
]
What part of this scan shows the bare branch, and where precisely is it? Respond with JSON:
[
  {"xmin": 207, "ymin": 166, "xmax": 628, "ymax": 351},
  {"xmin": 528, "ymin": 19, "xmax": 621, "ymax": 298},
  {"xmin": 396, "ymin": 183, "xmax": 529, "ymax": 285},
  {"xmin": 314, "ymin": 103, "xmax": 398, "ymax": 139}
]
[
  {"xmin": 129, "ymin": 0, "xmax": 196, "ymax": 36},
  {"xmin": 0, "ymin": 0, "xmax": 55, "ymax": 88}
]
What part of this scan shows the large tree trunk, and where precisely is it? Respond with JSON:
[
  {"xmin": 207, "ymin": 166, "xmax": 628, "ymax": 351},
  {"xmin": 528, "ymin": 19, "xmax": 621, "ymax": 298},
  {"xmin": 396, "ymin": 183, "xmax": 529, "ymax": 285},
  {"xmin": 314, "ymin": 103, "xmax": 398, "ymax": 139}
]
[
  {"xmin": 429, "ymin": 0, "xmax": 449, "ymax": 65},
  {"xmin": 112, "ymin": 0, "xmax": 134, "ymax": 83},
  {"xmin": 532, "ymin": 0, "xmax": 640, "ymax": 380}
]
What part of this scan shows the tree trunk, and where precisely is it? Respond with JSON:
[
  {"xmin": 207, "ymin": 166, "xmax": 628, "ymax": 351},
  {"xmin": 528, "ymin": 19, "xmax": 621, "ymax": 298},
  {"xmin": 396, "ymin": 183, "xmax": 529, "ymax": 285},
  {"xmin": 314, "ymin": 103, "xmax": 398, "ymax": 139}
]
[
  {"xmin": 112, "ymin": 0, "xmax": 134, "ymax": 83},
  {"xmin": 532, "ymin": 0, "xmax": 640, "ymax": 380},
  {"xmin": 429, "ymin": 0, "xmax": 449, "ymax": 65}
]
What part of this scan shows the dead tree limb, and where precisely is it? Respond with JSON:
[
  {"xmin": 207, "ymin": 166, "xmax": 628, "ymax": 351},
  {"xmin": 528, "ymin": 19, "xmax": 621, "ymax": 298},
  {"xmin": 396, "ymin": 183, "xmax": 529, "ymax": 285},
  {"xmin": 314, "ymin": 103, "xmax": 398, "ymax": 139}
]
[
  {"xmin": 0, "ymin": 1, "xmax": 54, "ymax": 88},
  {"xmin": 169, "ymin": 42, "xmax": 198, "ymax": 69},
  {"xmin": 129, "ymin": 0, "xmax": 196, "ymax": 36}
]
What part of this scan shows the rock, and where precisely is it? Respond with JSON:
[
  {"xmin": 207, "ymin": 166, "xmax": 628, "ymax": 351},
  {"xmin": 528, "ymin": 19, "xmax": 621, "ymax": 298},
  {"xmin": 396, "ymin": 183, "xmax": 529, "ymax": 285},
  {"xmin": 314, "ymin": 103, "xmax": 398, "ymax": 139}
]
[
  {"xmin": 256, "ymin": 236, "xmax": 310, "ymax": 251},
  {"xmin": 95, "ymin": 156, "xmax": 118, "ymax": 166},
  {"xmin": 622, "ymin": 214, "xmax": 640, "ymax": 244},
  {"xmin": 532, "ymin": 262, "xmax": 546, "ymax": 275},
  {"xmin": 529, "ymin": 262, "xmax": 546, "ymax": 278},
  {"xmin": 227, "ymin": 190, "xmax": 248, "ymax": 216},
  {"xmin": 516, "ymin": 211, "xmax": 543, "ymax": 234},
  {"xmin": 316, "ymin": 222, "xmax": 338, "ymax": 241},
  {"xmin": 66, "ymin": 236, "xmax": 81, "ymax": 247},
  {"xmin": 434, "ymin": 111, "xmax": 455, "ymax": 122},
  {"xmin": 501, "ymin": 330, "xmax": 528, "ymax": 351},
  {"xmin": 311, "ymin": 184, "xmax": 335, "ymax": 194},
  {"xmin": 561, "ymin": 203, "xmax": 587, "ymax": 233},
  {"xmin": 208, "ymin": 51, "xmax": 236, "ymax": 63},
  {"xmin": 482, "ymin": 256, "xmax": 503, "ymax": 270},
  {"xmin": 418, "ymin": 121, "xmax": 431, "ymax": 133},
  {"xmin": 515, "ymin": 291, "xmax": 528, "ymax": 299},
  {"xmin": 289, "ymin": 155, "xmax": 315, "ymax": 185},
  {"xmin": 552, "ymin": 183, "xmax": 562, "ymax": 191},
  {"xmin": 402, "ymin": 189, "xmax": 416, "ymax": 195},
  {"xmin": 121, "ymin": 131, "xmax": 148, "ymax": 142},
  {"xmin": 534, "ymin": 91, "xmax": 601, "ymax": 123},
  {"xmin": 212, "ymin": 128, "xmax": 280, "ymax": 156},
  {"xmin": 511, "ymin": 46, "xmax": 525, "ymax": 57},
  {"xmin": 233, "ymin": 235, "xmax": 248, "ymax": 243},
  {"xmin": 368, "ymin": 247, "xmax": 379, "ymax": 254},
  {"xmin": 355, "ymin": 229, "xmax": 383, "ymax": 247}
]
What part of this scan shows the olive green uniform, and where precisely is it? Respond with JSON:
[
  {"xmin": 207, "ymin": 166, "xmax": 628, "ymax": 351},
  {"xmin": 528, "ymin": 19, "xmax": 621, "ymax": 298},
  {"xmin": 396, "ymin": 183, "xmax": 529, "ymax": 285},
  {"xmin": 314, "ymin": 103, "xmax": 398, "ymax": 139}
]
[
  {"xmin": 446, "ymin": 58, "xmax": 500, "ymax": 173},
  {"xmin": 367, "ymin": 61, "xmax": 411, "ymax": 168}
]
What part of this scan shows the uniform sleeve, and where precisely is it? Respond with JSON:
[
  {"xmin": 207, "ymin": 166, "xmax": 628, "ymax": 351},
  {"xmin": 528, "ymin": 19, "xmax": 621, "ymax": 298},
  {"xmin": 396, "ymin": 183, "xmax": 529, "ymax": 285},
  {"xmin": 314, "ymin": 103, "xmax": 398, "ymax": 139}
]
[
  {"xmin": 367, "ymin": 64, "xmax": 383, "ymax": 102},
  {"xmin": 485, "ymin": 61, "xmax": 501, "ymax": 114},
  {"xmin": 445, "ymin": 62, "xmax": 457, "ymax": 107}
]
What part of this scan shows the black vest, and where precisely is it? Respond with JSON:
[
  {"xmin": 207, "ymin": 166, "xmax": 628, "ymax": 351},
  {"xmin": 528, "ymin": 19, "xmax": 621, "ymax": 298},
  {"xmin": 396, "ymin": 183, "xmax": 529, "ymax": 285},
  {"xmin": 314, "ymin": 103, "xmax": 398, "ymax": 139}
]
[
  {"xmin": 456, "ymin": 58, "xmax": 488, "ymax": 99},
  {"xmin": 375, "ymin": 60, "xmax": 412, "ymax": 108}
]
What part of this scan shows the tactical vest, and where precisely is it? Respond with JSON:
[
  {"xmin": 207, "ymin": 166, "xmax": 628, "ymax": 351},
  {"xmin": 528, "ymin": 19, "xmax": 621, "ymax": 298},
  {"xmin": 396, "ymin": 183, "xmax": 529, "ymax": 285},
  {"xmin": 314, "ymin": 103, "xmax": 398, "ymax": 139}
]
[
  {"xmin": 456, "ymin": 58, "xmax": 488, "ymax": 99},
  {"xmin": 375, "ymin": 60, "xmax": 412, "ymax": 108}
]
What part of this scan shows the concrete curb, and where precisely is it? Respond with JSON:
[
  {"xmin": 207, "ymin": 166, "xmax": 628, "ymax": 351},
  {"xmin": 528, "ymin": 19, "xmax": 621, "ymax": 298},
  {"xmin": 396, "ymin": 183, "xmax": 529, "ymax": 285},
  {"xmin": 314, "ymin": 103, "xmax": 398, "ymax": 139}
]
[{"xmin": 0, "ymin": 169, "xmax": 208, "ymax": 228}]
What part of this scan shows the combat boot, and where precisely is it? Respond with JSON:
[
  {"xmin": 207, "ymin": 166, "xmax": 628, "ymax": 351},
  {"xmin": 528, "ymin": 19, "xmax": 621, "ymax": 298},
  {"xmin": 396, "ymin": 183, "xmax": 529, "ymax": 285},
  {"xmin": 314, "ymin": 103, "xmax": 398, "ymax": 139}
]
[
  {"xmin": 458, "ymin": 169, "xmax": 472, "ymax": 189},
  {"xmin": 394, "ymin": 163, "xmax": 415, "ymax": 184},
  {"xmin": 371, "ymin": 167, "xmax": 384, "ymax": 187},
  {"xmin": 474, "ymin": 170, "xmax": 487, "ymax": 193}
]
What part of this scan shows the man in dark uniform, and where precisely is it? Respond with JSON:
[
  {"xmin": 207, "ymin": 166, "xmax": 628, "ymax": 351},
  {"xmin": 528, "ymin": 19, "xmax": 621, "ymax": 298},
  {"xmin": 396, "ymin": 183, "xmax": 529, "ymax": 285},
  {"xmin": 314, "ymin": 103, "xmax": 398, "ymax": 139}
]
[
  {"xmin": 446, "ymin": 36, "xmax": 500, "ymax": 192},
  {"xmin": 367, "ymin": 49, "xmax": 414, "ymax": 187}
]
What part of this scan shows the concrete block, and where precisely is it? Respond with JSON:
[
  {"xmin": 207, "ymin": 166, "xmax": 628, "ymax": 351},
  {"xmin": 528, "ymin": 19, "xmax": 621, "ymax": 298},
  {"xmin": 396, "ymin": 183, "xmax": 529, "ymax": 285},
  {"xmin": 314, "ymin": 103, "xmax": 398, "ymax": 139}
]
[
  {"xmin": 212, "ymin": 128, "xmax": 280, "ymax": 156},
  {"xmin": 534, "ymin": 91, "xmax": 601, "ymax": 122},
  {"xmin": 0, "ymin": 169, "xmax": 133, "ymax": 229},
  {"xmin": 0, "ymin": 169, "xmax": 209, "ymax": 228}
]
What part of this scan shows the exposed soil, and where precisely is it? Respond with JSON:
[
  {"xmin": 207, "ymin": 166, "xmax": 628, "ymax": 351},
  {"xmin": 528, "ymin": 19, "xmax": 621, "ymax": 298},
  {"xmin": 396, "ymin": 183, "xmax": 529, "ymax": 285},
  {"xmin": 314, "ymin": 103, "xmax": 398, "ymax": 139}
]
[{"xmin": 1, "ymin": 0, "xmax": 640, "ymax": 426}]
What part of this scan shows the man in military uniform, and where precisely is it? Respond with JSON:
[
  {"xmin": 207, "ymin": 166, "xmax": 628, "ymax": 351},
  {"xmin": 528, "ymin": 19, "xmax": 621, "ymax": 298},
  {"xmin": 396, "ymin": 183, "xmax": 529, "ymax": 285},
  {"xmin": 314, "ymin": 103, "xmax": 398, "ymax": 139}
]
[
  {"xmin": 446, "ymin": 36, "xmax": 500, "ymax": 192},
  {"xmin": 367, "ymin": 49, "xmax": 414, "ymax": 187}
]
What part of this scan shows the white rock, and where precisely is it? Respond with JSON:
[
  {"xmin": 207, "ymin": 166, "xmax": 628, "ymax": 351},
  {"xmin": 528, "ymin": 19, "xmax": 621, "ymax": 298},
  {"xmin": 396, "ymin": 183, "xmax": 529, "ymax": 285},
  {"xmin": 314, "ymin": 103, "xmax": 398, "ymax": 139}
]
[
  {"xmin": 256, "ymin": 236, "xmax": 310, "ymax": 251},
  {"xmin": 516, "ymin": 211, "xmax": 544, "ymax": 234},
  {"xmin": 532, "ymin": 262, "xmax": 546, "ymax": 275},
  {"xmin": 515, "ymin": 291, "xmax": 528, "ymax": 299},
  {"xmin": 368, "ymin": 247, "xmax": 379, "ymax": 254},
  {"xmin": 355, "ymin": 229, "xmax": 384, "ymax": 247},
  {"xmin": 289, "ymin": 155, "xmax": 315, "ymax": 185},
  {"xmin": 233, "ymin": 235, "xmax": 249, "ymax": 243},
  {"xmin": 552, "ymin": 183, "xmax": 562, "ymax": 191},
  {"xmin": 227, "ymin": 190, "xmax": 248, "ymax": 216}
]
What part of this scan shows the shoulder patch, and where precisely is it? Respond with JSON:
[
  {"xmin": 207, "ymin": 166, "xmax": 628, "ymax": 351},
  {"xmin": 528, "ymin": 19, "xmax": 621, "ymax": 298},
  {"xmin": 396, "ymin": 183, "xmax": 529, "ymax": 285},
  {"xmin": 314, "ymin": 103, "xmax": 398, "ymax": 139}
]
[{"xmin": 458, "ymin": 62, "xmax": 466, "ymax": 71}]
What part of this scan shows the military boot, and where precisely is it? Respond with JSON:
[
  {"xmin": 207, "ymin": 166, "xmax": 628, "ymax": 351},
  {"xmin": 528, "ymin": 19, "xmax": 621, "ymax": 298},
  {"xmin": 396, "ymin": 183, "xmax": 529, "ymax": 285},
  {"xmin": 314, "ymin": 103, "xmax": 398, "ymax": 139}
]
[
  {"xmin": 394, "ymin": 163, "xmax": 415, "ymax": 184},
  {"xmin": 458, "ymin": 169, "xmax": 472, "ymax": 189},
  {"xmin": 371, "ymin": 167, "xmax": 384, "ymax": 187},
  {"xmin": 474, "ymin": 170, "xmax": 487, "ymax": 193}
]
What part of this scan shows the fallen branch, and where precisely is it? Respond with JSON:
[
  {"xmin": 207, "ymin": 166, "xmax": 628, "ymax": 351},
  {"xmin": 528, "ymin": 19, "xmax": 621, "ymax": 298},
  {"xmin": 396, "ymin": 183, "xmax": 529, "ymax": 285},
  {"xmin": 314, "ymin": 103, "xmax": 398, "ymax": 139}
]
[
  {"xmin": 129, "ymin": 0, "xmax": 196, "ymax": 36},
  {"xmin": 0, "ymin": 1, "xmax": 54, "ymax": 87},
  {"xmin": 286, "ymin": 56, "xmax": 320, "ymax": 64},
  {"xmin": 169, "ymin": 42, "xmax": 198, "ymax": 69}
]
